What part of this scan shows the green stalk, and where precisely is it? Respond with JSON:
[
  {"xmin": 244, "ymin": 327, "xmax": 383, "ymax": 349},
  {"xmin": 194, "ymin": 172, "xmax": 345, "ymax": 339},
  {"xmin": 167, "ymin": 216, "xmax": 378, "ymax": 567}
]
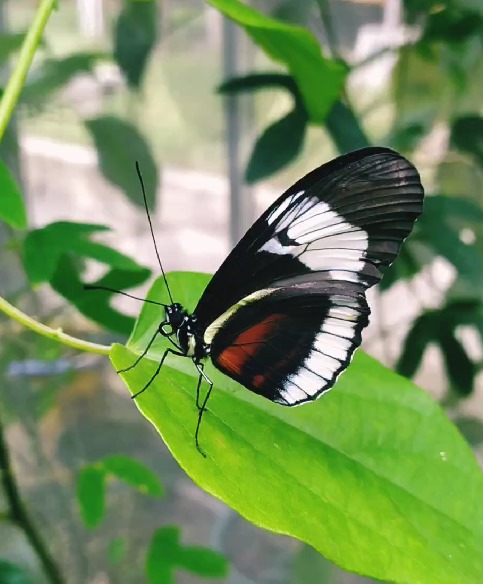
[
  {"xmin": 0, "ymin": 296, "xmax": 111, "ymax": 355},
  {"xmin": 0, "ymin": 0, "xmax": 56, "ymax": 142}
]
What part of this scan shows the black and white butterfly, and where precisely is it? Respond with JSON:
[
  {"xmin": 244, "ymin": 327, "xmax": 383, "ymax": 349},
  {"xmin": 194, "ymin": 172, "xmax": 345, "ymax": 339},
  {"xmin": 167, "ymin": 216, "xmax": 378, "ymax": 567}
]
[{"xmin": 91, "ymin": 147, "xmax": 424, "ymax": 456}]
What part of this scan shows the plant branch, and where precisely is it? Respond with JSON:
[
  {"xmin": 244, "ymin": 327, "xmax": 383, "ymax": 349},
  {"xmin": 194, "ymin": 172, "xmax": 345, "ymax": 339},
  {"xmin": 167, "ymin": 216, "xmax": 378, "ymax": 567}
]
[
  {"xmin": 0, "ymin": 0, "xmax": 55, "ymax": 141},
  {"xmin": 0, "ymin": 414, "xmax": 64, "ymax": 584},
  {"xmin": 316, "ymin": 0, "xmax": 339, "ymax": 60},
  {"xmin": 0, "ymin": 295, "xmax": 111, "ymax": 355}
]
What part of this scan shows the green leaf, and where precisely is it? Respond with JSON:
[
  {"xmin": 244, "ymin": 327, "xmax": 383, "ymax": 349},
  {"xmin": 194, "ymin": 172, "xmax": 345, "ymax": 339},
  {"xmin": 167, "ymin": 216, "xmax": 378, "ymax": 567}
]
[
  {"xmin": 397, "ymin": 302, "xmax": 482, "ymax": 396},
  {"xmin": 146, "ymin": 527, "xmax": 178, "ymax": 584},
  {"xmin": 245, "ymin": 105, "xmax": 308, "ymax": 183},
  {"xmin": 23, "ymin": 222, "xmax": 110, "ymax": 284},
  {"xmin": 325, "ymin": 100, "xmax": 371, "ymax": 153},
  {"xmin": 419, "ymin": 201, "xmax": 483, "ymax": 290},
  {"xmin": 108, "ymin": 538, "xmax": 126, "ymax": 565},
  {"xmin": 218, "ymin": 72, "xmax": 298, "ymax": 96},
  {"xmin": 451, "ymin": 115, "xmax": 483, "ymax": 167},
  {"xmin": 0, "ymin": 561, "xmax": 34, "ymax": 584},
  {"xmin": 0, "ymin": 32, "xmax": 27, "ymax": 63},
  {"xmin": 440, "ymin": 332, "xmax": 476, "ymax": 396},
  {"xmin": 21, "ymin": 52, "xmax": 106, "ymax": 105},
  {"xmin": 22, "ymin": 220, "xmax": 151, "ymax": 333},
  {"xmin": 85, "ymin": 116, "xmax": 158, "ymax": 210},
  {"xmin": 77, "ymin": 466, "xmax": 106, "ymax": 528},
  {"xmin": 114, "ymin": 0, "xmax": 158, "ymax": 89},
  {"xmin": 454, "ymin": 417, "xmax": 483, "ymax": 447},
  {"xmin": 146, "ymin": 526, "xmax": 227, "ymax": 584},
  {"xmin": 51, "ymin": 254, "xmax": 150, "ymax": 335},
  {"xmin": 101, "ymin": 454, "xmax": 164, "ymax": 496},
  {"xmin": 0, "ymin": 159, "xmax": 27, "ymax": 229},
  {"xmin": 176, "ymin": 545, "xmax": 227, "ymax": 578},
  {"xmin": 111, "ymin": 272, "xmax": 483, "ymax": 584},
  {"xmin": 207, "ymin": 0, "xmax": 346, "ymax": 123},
  {"xmin": 292, "ymin": 545, "xmax": 333, "ymax": 584}
]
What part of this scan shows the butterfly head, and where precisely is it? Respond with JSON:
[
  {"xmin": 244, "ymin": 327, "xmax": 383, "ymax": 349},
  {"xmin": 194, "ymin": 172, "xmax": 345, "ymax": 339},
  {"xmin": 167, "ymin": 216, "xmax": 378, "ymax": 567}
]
[{"xmin": 161, "ymin": 304, "xmax": 208, "ymax": 360}]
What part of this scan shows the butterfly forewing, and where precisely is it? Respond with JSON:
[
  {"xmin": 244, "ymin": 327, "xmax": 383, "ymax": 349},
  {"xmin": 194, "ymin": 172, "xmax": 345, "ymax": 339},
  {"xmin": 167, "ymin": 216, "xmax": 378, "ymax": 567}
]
[{"xmin": 195, "ymin": 147, "xmax": 423, "ymax": 332}]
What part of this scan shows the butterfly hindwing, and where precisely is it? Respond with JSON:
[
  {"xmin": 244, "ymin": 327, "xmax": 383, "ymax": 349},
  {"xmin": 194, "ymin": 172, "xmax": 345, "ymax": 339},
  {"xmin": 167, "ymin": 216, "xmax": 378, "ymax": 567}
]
[
  {"xmin": 195, "ymin": 147, "xmax": 424, "ymax": 334},
  {"xmin": 206, "ymin": 283, "xmax": 370, "ymax": 404}
]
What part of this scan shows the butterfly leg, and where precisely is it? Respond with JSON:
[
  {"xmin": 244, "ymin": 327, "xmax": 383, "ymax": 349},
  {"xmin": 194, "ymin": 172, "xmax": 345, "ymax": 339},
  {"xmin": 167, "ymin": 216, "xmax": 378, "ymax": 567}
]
[
  {"xmin": 193, "ymin": 361, "xmax": 211, "ymax": 410},
  {"xmin": 195, "ymin": 374, "xmax": 213, "ymax": 458},
  {"xmin": 131, "ymin": 347, "xmax": 183, "ymax": 399},
  {"xmin": 117, "ymin": 330, "xmax": 159, "ymax": 374}
]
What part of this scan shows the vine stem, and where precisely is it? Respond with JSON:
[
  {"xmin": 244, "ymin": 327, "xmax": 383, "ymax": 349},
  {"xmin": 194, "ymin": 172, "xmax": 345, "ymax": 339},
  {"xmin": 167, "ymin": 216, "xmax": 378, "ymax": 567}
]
[
  {"xmin": 0, "ymin": 414, "xmax": 64, "ymax": 584},
  {"xmin": 0, "ymin": 295, "xmax": 111, "ymax": 355},
  {"xmin": 0, "ymin": 0, "xmax": 56, "ymax": 140}
]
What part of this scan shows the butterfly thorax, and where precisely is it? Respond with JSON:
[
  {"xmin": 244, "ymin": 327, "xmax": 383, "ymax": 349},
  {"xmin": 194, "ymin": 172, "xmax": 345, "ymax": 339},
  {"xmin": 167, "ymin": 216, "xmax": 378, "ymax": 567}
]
[{"xmin": 162, "ymin": 303, "xmax": 209, "ymax": 361}]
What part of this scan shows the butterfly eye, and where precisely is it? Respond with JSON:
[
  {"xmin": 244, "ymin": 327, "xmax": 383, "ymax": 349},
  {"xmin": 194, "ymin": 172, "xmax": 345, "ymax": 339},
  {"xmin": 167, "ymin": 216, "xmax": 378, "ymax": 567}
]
[{"xmin": 159, "ymin": 323, "xmax": 174, "ymax": 337}]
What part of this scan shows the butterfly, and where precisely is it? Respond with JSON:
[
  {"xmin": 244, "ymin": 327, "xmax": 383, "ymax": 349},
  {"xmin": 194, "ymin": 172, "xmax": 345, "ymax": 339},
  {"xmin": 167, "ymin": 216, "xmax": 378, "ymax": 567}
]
[{"xmin": 89, "ymin": 147, "xmax": 424, "ymax": 456}]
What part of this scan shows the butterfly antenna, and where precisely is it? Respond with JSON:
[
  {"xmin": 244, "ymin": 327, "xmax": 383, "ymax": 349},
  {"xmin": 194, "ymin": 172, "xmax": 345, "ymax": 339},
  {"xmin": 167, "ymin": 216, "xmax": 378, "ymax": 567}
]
[
  {"xmin": 135, "ymin": 161, "xmax": 174, "ymax": 304},
  {"xmin": 83, "ymin": 285, "xmax": 168, "ymax": 307}
]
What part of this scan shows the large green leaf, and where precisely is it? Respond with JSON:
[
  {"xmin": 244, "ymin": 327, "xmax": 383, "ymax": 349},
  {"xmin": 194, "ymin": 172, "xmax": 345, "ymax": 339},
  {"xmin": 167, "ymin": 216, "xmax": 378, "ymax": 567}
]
[
  {"xmin": 111, "ymin": 272, "xmax": 483, "ymax": 584},
  {"xmin": 85, "ymin": 116, "xmax": 158, "ymax": 210},
  {"xmin": 0, "ymin": 158, "xmax": 27, "ymax": 229},
  {"xmin": 114, "ymin": 0, "xmax": 158, "ymax": 89},
  {"xmin": 207, "ymin": 0, "xmax": 346, "ymax": 123}
]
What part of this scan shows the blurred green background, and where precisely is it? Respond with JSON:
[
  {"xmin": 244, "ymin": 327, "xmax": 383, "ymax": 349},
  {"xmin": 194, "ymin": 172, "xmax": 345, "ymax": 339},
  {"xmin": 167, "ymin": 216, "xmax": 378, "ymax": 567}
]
[{"xmin": 1, "ymin": 1, "xmax": 483, "ymax": 583}]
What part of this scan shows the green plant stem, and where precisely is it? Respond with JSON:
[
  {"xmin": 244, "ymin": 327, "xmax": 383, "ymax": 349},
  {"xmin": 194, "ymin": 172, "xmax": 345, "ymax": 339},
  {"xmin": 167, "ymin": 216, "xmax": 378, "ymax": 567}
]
[
  {"xmin": 0, "ymin": 414, "xmax": 65, "ymax": 584},
  {"xmin": 0, "ymin": 0, "xmax": 55, "ymax": 142},
  {"xmin": 0, "ymin": 295, "xmax": 111, "ymax": 355},
  {"xmin": 316, "ymin": 0, "xmax": 339, "ymax": 59}
]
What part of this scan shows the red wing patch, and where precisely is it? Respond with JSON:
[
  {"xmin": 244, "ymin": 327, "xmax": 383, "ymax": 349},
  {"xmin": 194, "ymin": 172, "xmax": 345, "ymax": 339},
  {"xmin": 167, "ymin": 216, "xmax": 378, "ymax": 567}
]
[{"xmin": 216, "ymin": 313, "xmax": 285, "ymax": 376}]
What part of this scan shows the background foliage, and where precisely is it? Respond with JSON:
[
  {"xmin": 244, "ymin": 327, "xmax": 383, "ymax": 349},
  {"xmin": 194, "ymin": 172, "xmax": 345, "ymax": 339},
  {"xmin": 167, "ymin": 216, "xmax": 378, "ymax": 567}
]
[{"xmin": 1, "ymin": 1, "xmax": 483, "ymax": 584}]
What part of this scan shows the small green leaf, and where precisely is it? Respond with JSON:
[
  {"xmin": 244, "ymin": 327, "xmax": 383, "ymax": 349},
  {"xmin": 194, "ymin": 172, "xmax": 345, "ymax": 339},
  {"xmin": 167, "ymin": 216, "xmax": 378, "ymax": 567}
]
[
  {"xmin": 0, "ymin": 32, "xmax": 27, "ymax": 63},
  {"xmin": 439, "ymin": 330, "xmax": 475, "ymax": 396},
  {"xmin": 77, "ymin": 466, "xmax": 106, "ymax": 528},
  {"xmin": 101, "ymin": 454, "xmax": 164, "ymax": 496},
  {"xmin": 114, "ymin": 0, "xmax": 158, "ymax": 89},
  {"xmin": 146, "ymin": 527, "xmax": 178, "ymax": 584},
  {"xmin": 108, "ymin": 538, "xmax": 126, "ymax": 565},
  {"xmin": 146, "ymin": 526, "xmax": 227, "ymax": 584},
  {"xmin": 51, "ymin": 255, "xmax": 150, "ymax": 335},
  {"xmin": 207, "ymin": 0, "xmax": 346, "ymax": 123},
  {"xmin": 23, "ymin": 222, "xmax": 110, "ymax": 284},
  {"xmin": 0, "ymin": 561, "xmax": 34, "ymax": 584},
  {"xmin": 218, "ymin": 72, "xmax": 298, "ymax": 96},
  {"xmin": 111, "ymin": 272, "xmax": 483, "ymax": 584},
  {"xmin": 325, "ymin": 100, "xmax": 371, "ymax": 153},
  {"xmin": 0, "ymin": 159, "xmax": 27, "ymax": 229},
  {"xmin": 21, "ymin": 52, "xmax": 106, "ymax": 105},
  {"xmin": 85, "ymin": 116, "xmax": 158, "ymax": 210},
  {"xmin": 292, "ymin": 545, "xmax": 333, "ymax": 584},
  {"xmin": 245, "ymin": 106, "xmax": 308, "ymax": 183},
  {"xmin": 451, "ymin": 116, "xmax": 483, "ymax": 167},
  {"xmin": 176, "ymin": 545, "xmax": 228, "ymax": 578},
  {"xmin": 454, "ymin": 417, "xmax": 483, "ymax": 447}
]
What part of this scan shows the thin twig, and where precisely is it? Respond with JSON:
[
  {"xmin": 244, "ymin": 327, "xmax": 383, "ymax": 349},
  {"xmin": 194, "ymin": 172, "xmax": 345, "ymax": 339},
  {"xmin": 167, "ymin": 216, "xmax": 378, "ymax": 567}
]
[{"xmin": 0, "ymin": 414, "xmax": 65, "ymax": 584}]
